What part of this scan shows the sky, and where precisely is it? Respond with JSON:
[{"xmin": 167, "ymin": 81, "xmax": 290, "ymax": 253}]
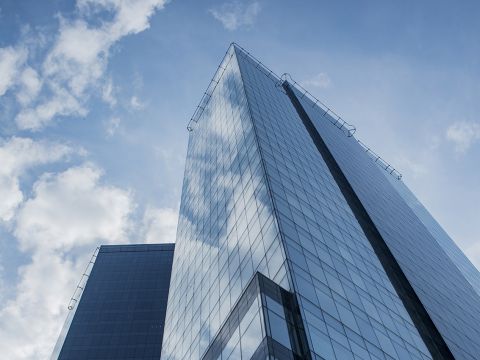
[{"xmin": 0, "ymin": 0, "xmax": 479, "ymax": 358}]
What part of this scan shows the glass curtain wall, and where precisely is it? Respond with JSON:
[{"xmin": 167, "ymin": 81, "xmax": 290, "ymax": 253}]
[{"xmin": 162, "ymin": 46, "xmax": 289, "ymax": 360}]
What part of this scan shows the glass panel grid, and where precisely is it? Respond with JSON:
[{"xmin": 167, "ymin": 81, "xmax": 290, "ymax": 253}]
[
  {"xmin": 293, "ymin": 82, "xmax": 480, "ymax": 360},
  {"xmin": 163, "ymin": 45, "xmax": 480, "ymax": 360},
  {"xmin": 58, "ymin": 244, "xmax": 174, "ymax": 360},
  {"xmin": 235, "ymin": 49, "xmax": 433, "ymax": 360},
  {"xmin": 162, "ymin": 49, "xmax": 288, "ymax": 360}
]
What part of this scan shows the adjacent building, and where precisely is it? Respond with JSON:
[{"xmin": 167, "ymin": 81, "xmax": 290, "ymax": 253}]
[
  {"xmin": 55, "ymin": 244, "xmax": 174, "ymax": 360},
  {"xmin": 161, "ymin": 44, "xmax": 480, "ymax": 360}
]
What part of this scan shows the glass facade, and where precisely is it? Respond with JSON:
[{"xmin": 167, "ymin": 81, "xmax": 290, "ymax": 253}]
[
  {"xmin": 235, "ymin": 50, "xmax": 434, "ymax": 360},
  {"xmin": 383, "ymin": 174, "xmax": 480, "ymax": 298},
  {"xmin": 163, "ymin": 43, "xmax": 480, "ymax": 360},
  {"xmin": 291, "ymin": 83, "xmax": 480, "ymax": 360},
  {"xmin": 161, "ymin": 46, "xmax": 289, "ymax": 360},
  {"xmin": 202, "ymin": 272, "xmax": 310, "ymax": 360},
  {"xmin": 56, "ymin": 244, "xmax": 174, "ymax": 360}
]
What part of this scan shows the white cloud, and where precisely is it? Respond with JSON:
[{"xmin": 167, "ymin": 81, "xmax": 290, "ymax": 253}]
[
  {"xmin": 209, "ymin": 1, "xmax": 261, "ymax": 31},
  {"xmin": 15, "ymin": 163, "xmax": 134, "ymax": 252},
  {"xmin": 302, "ymin": 72, "xmax": 331, "ymax": 89},
  {"xmin": 142, "ymin": 206, "xmax": 178, "ymax": 244},
  {"xmin": 16, "ymin": 67, "xmax": 42, "ymax": 106},
  {"xmin": 446, "ymin": 120, "xmax": 480, "ymax": 153},
  {"xmin": 77, "ymin": 0, "xmax": 166, "ymax": 36},
  {"xmin": 13, "ymin": 0, "xmax": 167, "ymax": 130},
  {"xmin": 0, "ymin": 46, "xmax": 27, "ymax": 96},
  {"xmin": 104, "ymin": 116, "xmax": 121, "ymax": 137},
  {"xmin": 0, "ymin": 137, "xmax": 74, "ymax": 222},
  {"xmin": 0, "ymin": 163, "xmax": 135, "ymax": 359},
  {"xmin": 0, "ymin": 249, "xmax": 79, "ymax": 360},
  {"xmin": 101, "ymin": 77, "xmax": 117, "ymax": 107},
  {"xmin": 15, "ymin": 84, "xmax": 86, "ymax": 130},
  {"xmin": 130, "ymin": 95, "xmax": 145, "ymax": 110}
]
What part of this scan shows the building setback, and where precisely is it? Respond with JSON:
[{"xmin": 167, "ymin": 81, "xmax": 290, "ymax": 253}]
[
  {"xmin": 56, "ymin": 244, "xmax": 174, "ymax": 360},
  {"xmin": 161, "ymin": 44, "xmax": 480, "ymax": 360}
]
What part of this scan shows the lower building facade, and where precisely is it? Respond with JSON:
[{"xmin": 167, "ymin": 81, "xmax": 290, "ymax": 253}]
[{"xmin": 54, "ymin": 243, "xmax": 174, "ymax": 360}]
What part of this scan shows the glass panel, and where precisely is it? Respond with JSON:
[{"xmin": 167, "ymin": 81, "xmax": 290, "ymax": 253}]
[
  {"xmin": 240, "ymin": 312, "xmax": 263, "ymax": 360},
  {"xmin": 267, "ymin": 310, "xmax": 291, "ymax": 350}
]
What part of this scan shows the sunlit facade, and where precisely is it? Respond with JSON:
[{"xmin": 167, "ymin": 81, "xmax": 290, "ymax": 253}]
[{"xmin": 162, "ymin": 44, "xmax": 480, "ymax": 360}]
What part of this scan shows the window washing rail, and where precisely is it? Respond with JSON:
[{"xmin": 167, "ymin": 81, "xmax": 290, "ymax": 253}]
[
  {"xmin": 67, "ymin": 246, "xmax": 99, "ymax": 310},
  {"xmin": 276, "ymin": 73, "xmax": 356, "ymax": 137}
]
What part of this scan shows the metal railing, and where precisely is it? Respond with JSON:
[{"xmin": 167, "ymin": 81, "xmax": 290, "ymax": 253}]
[
  {"xmin": 276, "ymin": 73, "xmax": 356, "ymax": 137},
  {"xmin": 185, "ymin": 43, "xmax": 402, "ymax": 180},
  {"xmin": 274, "ymin": 73, "xmax": 401, "ymax": 180},
  {"xmin": 187, "ymin": 46, "xmax": 236, "ymax": 132},
  {"xmin": 232, "ymin": 42, "xmax": 282, "ymax": 83},
  {"xmin": 357, "ymin": 140, "xmax": 402, "ymax": 180},
  {"xmin": 67, "ymin": 247, "xmax": 99, "ymax": 310}
]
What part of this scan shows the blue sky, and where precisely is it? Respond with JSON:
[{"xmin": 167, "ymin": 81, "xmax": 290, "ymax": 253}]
[{"xmin": 0, "ymin": 0, "xmax": 479, "ymax": 358}]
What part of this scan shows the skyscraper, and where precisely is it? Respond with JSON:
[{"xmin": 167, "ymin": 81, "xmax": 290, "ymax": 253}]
[
  {"xmin": 55, "ymin": 244, "xmax": 174, "ymax": 360},
  {"xmin": 162, "ymin": 44, "xmax": 480, "ymax": 360}
]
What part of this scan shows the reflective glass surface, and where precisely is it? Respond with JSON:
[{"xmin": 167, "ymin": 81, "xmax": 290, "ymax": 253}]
[
  {"xmin": 161, "ymin": 46, "xmax": 289, "ymax": 360},
  {"xmin": 57, "ymin": 244, "xmax": 174, "ymax": 360},
  {"xmin": 235, "ymin": 48, "xmax": 434, "ymax": 360},
  {"xmin": 201, "ymin": 272, "xmax": 310, "ymax": 360},
  {"xmin": 293, "ymin": 84, "xmax": 480, "ymax": 360},
  {"xmin": 164, "ymin": 44, "xmax": 480, "ymax": 360},
  {"xmin": 384, "ymin": 174, "xmax": 480, "ymax": 298}
]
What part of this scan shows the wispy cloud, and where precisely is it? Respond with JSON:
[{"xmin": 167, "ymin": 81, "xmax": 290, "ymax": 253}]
[
  {"xmin": 1, "ymin": 0, "xmax": 167, "ymax": 131},
  {"xmin": 446, "ymin": 120, "xmax": 480, "ymax": 153},
  {"xmin": 130, "ymin": 95, "xmax": 145, "ymax": 110},
  {"xmin": 0, "ymin": 137, "xmax": 75, "ymax": 223},
  {"xmin": 104, "ymin": 116, "xmax": 121, "ymax": 137},
  {"xmin": 0, "ymin": 46, "xmax": 27, "ymax": 96},
  {"xmin": 16, "ymin": 67, "xmax": 42, "ymax": 106},
  {"xmin": 209, "ymin": 1, "xmax": 261, "ymax": 31},
  {"xmin": 101, "ymin": 77, "xmax": 117, "ymax": 107},
  {"xmin": 302, "ymin": 72, "xmax": 331, "ymax": 89}
]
